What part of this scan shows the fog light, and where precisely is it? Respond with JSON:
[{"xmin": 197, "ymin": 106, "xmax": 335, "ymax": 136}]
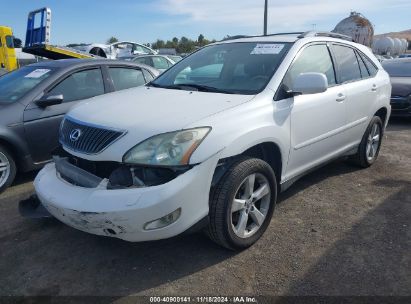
[{"xmin": 144, "ymin": 208, "xmax": 181, "ymax": 230}]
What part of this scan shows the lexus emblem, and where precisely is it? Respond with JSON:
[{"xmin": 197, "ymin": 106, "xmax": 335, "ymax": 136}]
[{"xmin": 69, "ymin": 129, "xmax": 82, "ymax": 142}]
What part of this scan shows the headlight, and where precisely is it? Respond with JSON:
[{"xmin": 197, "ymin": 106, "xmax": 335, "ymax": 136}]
[{"xmin": 123, "ymin": 127, "xmax": 211, "ymax": 166}]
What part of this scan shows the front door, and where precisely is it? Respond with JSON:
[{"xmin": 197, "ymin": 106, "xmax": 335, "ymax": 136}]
[
  {"xmin": 280, "ymin": 43, "xmax": 348, "ymax": 180},
  {"xmin": 23, "ymin": 67, "xmax": 105, "ymax": 163}
]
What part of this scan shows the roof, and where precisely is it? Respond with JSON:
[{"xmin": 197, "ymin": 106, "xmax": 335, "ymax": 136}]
[
  {"xmin": 218, "ymin": 34, "xmax": 301, "ymax": 44},
  {"xmin": 216, "ymin": 31, "xmax": 354, "ymax": 45}
]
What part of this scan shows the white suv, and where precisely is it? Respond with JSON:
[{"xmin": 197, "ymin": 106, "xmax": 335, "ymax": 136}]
[{"xmin": 33, "ymin": 32, "xmax": 391, "ymax": 250}]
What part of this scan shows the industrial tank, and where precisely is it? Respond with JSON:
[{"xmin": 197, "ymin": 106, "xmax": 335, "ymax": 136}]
[
  {"xmin": 400, "ymin": 39, "xmax": 408, "ymax": 53},
  {"xmin": 393, "ymin": 38, "xmax": 403, "ymax": 55},
  {"xmin": 373, "ymin": 37, "xmax": 395, "ymax": 55},
  {"xmin": 333, "ymin": 12, "xmax": 374, "ymax": 47}
]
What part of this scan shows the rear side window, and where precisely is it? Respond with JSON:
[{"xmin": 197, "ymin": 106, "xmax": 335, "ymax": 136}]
[
  {"xmin": 281, "ymin": 44, "xmax": 336, "ymax": 94},
  {"xmin": 108, "ymin": 67, "xmax": 146, "ymax": 90},
  {"xmin": 332, "ymin": 45, "xmax": 362, "ymax": 83},
  {"xmin": 152, "ymin": 56, "xmax": 170, "ymax": 69},
  {"xmin": 359, "ymin": 53, "xmax": 378, "ymax": 77},
  {"xmin": 133, "ymin": 57, "xmax": 151, "ymax": 66},
  {"xmin": 49, "ymin": 68, "xmax": 105, "ymax": 102},
  {"xmin": 356, "ymin": 52, "xmax": 370, "ymax": 78}
]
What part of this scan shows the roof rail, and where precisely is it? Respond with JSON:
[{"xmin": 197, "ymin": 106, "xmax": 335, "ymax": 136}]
[
  {"xmin": 221, "ymin": 32, "xmax": 305, "ymax": 42},
  {"xmin": 298, "ymin": 31, "xmax": 354, "ymax": 42}
]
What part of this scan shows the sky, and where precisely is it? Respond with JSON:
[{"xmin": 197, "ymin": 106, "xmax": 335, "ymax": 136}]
[{"xmin": 1, "ymin": 0, "xmax": 410, "ymax": 46}]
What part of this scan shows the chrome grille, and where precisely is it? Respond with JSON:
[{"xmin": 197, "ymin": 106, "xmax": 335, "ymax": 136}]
[{"xmin": 59, "ymin": 117, "xmax": 126, "ymax": 154}]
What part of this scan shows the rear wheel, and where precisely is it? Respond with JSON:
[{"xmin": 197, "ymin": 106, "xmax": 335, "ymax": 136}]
[
  {"xmin": 351, "ymin": 116, "xmax": 383, "ymax": 168},
  {"xmin": 208, "ymin": 157, "xmax": 277, "ymax": 250},
  {"xmin": 0, "ymin": 145, "xmax": 16, "ymax": 194}
]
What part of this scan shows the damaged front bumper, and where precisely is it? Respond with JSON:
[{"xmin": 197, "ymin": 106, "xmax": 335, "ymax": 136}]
[{"xmin": 33, "ymin": 153, "xmax": 220, "ymax": 242}]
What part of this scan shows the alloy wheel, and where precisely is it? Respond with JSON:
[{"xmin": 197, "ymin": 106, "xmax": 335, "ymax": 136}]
[
  {"xmin": 231, "ymin": 173, "xmax": 271, "ymax": 238},
  {"xmin": 0, "ymin": 152, "xmax": 11, "ymax": 188},
  {"xmin": 366, "ymin": 122, "xmax": 381, "ymax": 162}
]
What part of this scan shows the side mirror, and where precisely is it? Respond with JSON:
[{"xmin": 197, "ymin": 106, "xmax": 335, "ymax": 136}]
[
  {"xmin": 35, "ymin": 94, "xmax": 64, "ymax": 108},
  {"xmin": 291, "ymin": 72, "xmax": 328, "ymax": 95}
]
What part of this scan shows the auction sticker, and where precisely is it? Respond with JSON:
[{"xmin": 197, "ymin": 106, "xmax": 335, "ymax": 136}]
[
  {"xmin": 251, "ymin": 44, "xmax": 284, "ymax": 55},
  {"xmin": 25, "ymin": 69, "xmax": 51, "ymax": 78}
]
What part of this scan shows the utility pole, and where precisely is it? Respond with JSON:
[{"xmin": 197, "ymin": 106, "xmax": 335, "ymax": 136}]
[{"xmin": 264, "ymin": 0, "xmax": 268, "ymax": 35}]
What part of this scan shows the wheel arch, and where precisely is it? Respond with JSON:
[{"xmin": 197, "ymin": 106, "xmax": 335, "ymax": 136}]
[
  {"xmin": 212, "ymin": 141, "xmax": 284, "ymax": 188},
  {"xmin": 0, "ymin": 137, "xmax": 19, "ymax": 168},
  {"xmin": 0, "ymin": 134, "xmax": 31, "ymax": 172},
  {"xmin": 374, "ymin": 107, "xmax": 388, "ymax": 127}
]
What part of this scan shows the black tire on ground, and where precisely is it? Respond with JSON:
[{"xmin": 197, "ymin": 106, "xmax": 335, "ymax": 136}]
[
  {"xmin": 208, "ymin": 157, "xmax": 277, "ymax": 250},
  {"xmin": 351, "ymin": 116, "xmax": 383, "ymax": 168},
  {"xmin": 0, "ymin": 145, "xmax": 17, "ymax": 194}
]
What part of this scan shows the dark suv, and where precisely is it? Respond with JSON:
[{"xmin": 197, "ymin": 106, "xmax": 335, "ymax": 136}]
[{"xmin": 0, "ymin": 59, "xmax": 159, "ymax": 193}]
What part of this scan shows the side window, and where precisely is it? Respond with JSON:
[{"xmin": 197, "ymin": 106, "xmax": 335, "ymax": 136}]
[
  {"xmin": 282, "ymin": 44, "xmax": 336, "ymax": 92},
  {"xmin": 142, "ymin": 69, "xmax": 154, "ymax": 82},
  {"xmin": 360, "ymin": 53, "xmax": 378, "ymax": 77},
  {"xmin": 134, "ymin": 57, "xmax": 151, "ymax": 66},
  {"xmin": 355, "ymin": 51, "xmax": 370, "ymax": 78},
  {"xmin": 152, "ymin": 56, "xmax": 170, "ymax": 70},
  {"xmin": 332, "ymin": 45, "xmax": 362, "ymax": 83},
  {"xmin": 108, "ymin": 67, "xmax": 146, "ymax": 91},
  {"xmin": 48, "ymin": 68, "xmax": 104, "ymax": 102},
  {"xmin": 6, "ymin": 36, "xmax": 14, "ymax": 48}
]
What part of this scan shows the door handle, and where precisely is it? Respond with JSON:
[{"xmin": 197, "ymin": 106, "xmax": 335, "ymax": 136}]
[
  {"xmin": 336, "ymin": 93, "xmax": 346, "ymax": 102},
  {"xmin": 371, "ymin": 84, "xmax": 378, "ymax": 92}
]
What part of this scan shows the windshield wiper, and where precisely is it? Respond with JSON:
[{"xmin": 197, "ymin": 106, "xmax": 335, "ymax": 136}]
[
  {"xmin": 146, "ymin": 82, "xmax": 165, "ymax": 88},
  {"xmin": 164, "ymin": 83, "xmax": 234, "ymax": 94}
]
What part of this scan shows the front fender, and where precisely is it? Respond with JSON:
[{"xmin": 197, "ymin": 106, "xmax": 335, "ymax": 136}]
[{"xmin": 189, "ymin": 92, "xmax": 292, "ymax": 178}]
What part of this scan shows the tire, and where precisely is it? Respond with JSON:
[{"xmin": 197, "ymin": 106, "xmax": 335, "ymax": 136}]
[
  {"xmin": 208, "ymin": 157, "xmax": 277, "ymax": 250},
  {"xmin": 351, "ymin": 116, "xmax": 383, "ymax": 168},
  {"xmin": 0, "ymin": 145, "xmax": 16, "ymax": 194}
]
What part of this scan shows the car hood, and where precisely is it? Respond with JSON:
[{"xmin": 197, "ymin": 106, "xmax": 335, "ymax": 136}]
[
  {"xmin": 390, "ymin": 77, "xmax": 411, "ymax": 97},
  {"xmin": 66, "ymin": 86, "xmax": 254, "ymax": 161}
]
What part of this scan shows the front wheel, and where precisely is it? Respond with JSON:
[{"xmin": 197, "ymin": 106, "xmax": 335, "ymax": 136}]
[
  {"xmin": 351, "ymin": 116, "xmax": 383, "ymax": 168},
  {"xmin": 0, "ymin": 145, "xmax": 16, "ymax": 194},
  {"xmin": 208, "ymin": 157, "xmax": 277, "ymax": 250}
]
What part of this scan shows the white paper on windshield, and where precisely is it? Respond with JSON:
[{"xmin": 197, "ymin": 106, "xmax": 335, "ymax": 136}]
[
  {"xmin": 251, "ymin": 44, "xmax": 285, "ymax": 55},
  {"xmin": 24, "ymin": 69, "xmax": 51, "ymax": 78}
]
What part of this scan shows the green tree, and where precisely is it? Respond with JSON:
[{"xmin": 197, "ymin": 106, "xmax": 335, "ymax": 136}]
[
  {"xmin": 152, "ymin": 39, "xmax": 166, "ymax": 49},
  {"xmin": 172, "ymin": 37, "xmax": 179, "ymax": 46},
  {"xmin": 107, "ymin": 36, "xmax": 119, "ymax": 44},
  {"xmin": 198, "ymin": 34, "xmax": 205, "ymax": 45}
]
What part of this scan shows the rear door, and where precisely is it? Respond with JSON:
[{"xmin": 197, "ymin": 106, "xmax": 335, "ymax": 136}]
[
  {"xmin": 282, "ymin": 43, "xmax": 349, "ymax": 179},
  {"xmin": 330, "ymin": 44, "xmax": 378, "ymax": 145},
  {"xmin": 23, "ymin": 67, "xmax": 107, "ymax": 162}
]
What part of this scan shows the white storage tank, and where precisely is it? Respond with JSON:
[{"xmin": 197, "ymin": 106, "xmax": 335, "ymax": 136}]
[
  {"xmin": 333, "ymin": 12, "xmax": 374, "ymax": 47},
  {"xmin": 374, "ymin": 37, "xmax": 395, "ymax": 55},
  {"xmin": 393, "ymin": 38, "xmax": 402, "ymax": 55},
  {"xmin": 400, "ymin": 39, "xmax": 408, "ymax": 53}
]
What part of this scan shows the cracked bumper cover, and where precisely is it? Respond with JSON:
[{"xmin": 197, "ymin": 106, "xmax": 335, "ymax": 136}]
[{"xmin": 34, "ymin": 153, "xmax": 220, "ymax": 242}]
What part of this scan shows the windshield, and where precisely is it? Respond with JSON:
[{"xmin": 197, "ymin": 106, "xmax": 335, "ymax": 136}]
[
  {"xmin": 0, "ymin": 66, "xmax": 55, "ymax": 103},
  {"xmin": 382, "ymin": 61, "xmax": 411, "ymax": 77},
  {"xmin": 150, "ymin": 42, "xmax": 292, "ymax": 94}
]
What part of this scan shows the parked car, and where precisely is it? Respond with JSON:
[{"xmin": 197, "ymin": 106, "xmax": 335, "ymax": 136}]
[
  {"xmin": 131, "ymin": 55, "xmax": 176, "ymax": 72},
  {"xmin": 32, "ymin": 32, "xmax": 391, "ymax": 249},
  {"xmin": 166, "ymin": 55, "xmax": 183, "ymax": 62},
  {"xmin": 0, "ymin": 59, "xmax": 159, "ymax": 193},
  {"xmin": 398, "ymin": 54, "xmax": 411, "ymax": 58},
  {"xmin": 382, "ymin": 58, "xmax": 411, "ymax": 117},
  {"xmin": 75, "ymin": 41, "xmax": 157, "ymax": 59}
]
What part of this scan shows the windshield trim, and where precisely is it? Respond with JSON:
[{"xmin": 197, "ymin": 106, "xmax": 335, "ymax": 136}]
[{"xmin": 149, "ymin": 41, "xmax": 293, "ymax": 95}]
